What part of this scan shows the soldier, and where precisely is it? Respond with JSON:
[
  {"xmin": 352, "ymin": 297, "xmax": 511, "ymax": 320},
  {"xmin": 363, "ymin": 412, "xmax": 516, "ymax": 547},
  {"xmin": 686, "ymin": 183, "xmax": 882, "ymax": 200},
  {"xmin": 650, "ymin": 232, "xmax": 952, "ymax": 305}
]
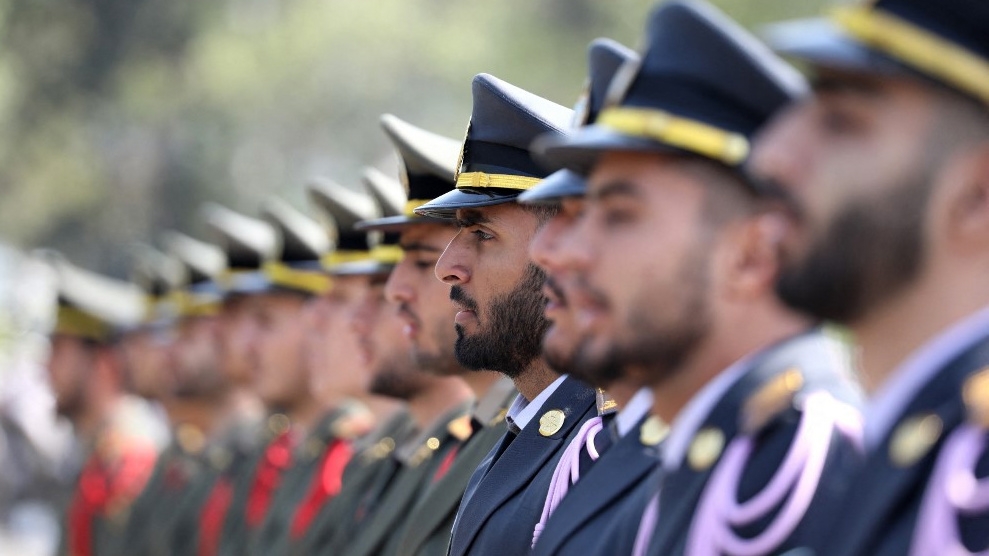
[
  {"xmin": 196, "ymin": 204, "xmax": 275, "ymax": 556},
  {"xmin": 250, "ymin": 197, "xmax": 377, "ymax": 556},
  {"xmin": 515, "ymin": 38, "xmax": 663, "ymax": 556},
  {"xmin": 751, "ymin": 0, "xmax": 989, "ymax": 553},
  {"xmin": 40, "ymin": 252, "xmax": 159, "ymax": 556},
  {"xmin": 355, "ymin": 113, "xmax": 518, "ymax": 556},
  {"xmin": 288, "ymin": 177, "xmax": 418, "ymax": 556},
  {"xmin": 120, "ymin": 232, "xmax": 231, "ymax": 556},
  {"xmin": 413, "ymin": 73, "xmax": 598, "ymax": 556},
  {"xmin": 531, "ymin": 1, "xmax": 864, "ymax": 554}
]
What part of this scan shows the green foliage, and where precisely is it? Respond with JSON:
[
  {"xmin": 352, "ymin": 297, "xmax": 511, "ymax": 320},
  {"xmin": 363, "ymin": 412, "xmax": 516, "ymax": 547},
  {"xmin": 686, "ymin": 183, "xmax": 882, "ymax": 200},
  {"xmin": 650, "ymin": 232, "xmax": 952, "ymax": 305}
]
[{"xmin": 0, "ymin": 0, "xmax": 832, "ymax": 277}]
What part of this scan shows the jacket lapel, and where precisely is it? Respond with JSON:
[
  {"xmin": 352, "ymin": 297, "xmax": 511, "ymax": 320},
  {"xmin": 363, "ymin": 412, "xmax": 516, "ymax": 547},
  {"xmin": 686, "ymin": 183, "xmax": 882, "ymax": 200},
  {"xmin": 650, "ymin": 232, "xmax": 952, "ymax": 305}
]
[
  {"xmin": 828, "ymin": 338, "xmax": 989, "ymax": 555},
  {"xmin": 449, "ymin": 377, "xmax": 595, "ymax": 556},
  {"xmin": 533, "ymin": 417, "xmax": 659, "ymax": 555},
  {"xmin": 398, "ymin": 423, "xmax": 507, "ymax": 555}
]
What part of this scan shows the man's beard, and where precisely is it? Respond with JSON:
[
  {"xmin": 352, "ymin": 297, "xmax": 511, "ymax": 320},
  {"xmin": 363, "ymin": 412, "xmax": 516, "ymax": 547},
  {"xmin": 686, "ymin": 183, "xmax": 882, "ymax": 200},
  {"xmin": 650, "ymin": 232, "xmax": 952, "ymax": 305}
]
[
  {"xmin": 775, "ymin": 171, "xmax": 931, "ymax": 324},
  {"xmin": 369, "ymin": 355, "xmax": 423, "ymax": 400},
  {"xmin": 573, "ymin": 232, "xmax": 712, "ymax": 386},
  {"xmin": 451, "ymin": 263, "xmax": 550, "ymax": 378},
  {"xmin": 400, "ymin": 303, "xmax": 461, "ymax": 377}
]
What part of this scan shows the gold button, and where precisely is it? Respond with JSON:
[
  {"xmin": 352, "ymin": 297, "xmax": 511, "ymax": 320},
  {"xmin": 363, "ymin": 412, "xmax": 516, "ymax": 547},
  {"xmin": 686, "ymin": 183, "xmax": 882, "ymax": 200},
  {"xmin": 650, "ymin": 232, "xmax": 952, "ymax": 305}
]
[
  {"xmin": 688, "ymin": 427, "xmax": 725, "ymax": 471},
  {"xmin": 890, "ymin": 413, "xmax": 942, "ymax": 468},
  {"xmin": 426, "ymin": 437, "xmax": 440, "ymax": 450},
  {"xmin": 639, "ymin": 416, "xmax": 669, "ymax": 446}
]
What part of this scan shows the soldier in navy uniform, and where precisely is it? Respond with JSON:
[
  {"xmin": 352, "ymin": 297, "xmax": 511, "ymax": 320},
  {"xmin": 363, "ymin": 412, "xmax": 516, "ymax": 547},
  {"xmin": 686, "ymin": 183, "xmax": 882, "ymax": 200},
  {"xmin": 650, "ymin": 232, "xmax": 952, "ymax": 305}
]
[
  {"xmin": 515, "ymin": 37, "xmax": 665, "ymax": 556},
  {"xmin": 751, "ymin": 0, "xmax": 989, "ymax": 553},
  {"xmin": 413, "ymin": 73, "xmax": 598, "ymax": 556},
  {"xmin": 355, "ymin": 113, "xmax": 517, "ymax": 556},
  {"xmin": 531, "ymin": 1, "xmax": 864, "ymax": 554}
]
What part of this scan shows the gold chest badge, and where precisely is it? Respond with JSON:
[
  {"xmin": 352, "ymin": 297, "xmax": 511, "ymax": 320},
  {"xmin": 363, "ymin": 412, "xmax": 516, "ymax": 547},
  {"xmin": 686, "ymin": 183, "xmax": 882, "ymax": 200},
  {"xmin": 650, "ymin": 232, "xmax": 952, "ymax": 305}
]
[{"xmin": 539, "ymin": 409, "xmax": 566, "ymax": 437}]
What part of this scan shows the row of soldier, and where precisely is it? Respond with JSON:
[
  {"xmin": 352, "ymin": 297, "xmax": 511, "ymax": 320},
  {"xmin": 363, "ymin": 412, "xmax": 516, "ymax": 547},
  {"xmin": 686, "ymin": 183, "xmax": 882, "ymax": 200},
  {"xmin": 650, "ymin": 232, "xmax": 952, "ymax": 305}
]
[{"xmin": 38, "ymin": 0, "xmax": 989, "ymax": 554}]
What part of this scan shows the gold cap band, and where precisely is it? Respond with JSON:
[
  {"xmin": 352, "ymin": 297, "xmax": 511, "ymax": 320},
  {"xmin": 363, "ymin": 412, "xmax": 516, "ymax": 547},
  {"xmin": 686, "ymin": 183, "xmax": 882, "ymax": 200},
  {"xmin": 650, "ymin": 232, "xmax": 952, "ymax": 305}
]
[
  {"xmin": 371, "ymin": 244, "xmax": 404, "ymax": 264},
  {"xmin": 597, "ymin": 107, "xmax": 750, "ymax": 165},
  {"xmin": 455, "ymin": 172, "xmax": 542, "ymax": 191},
  {"xmin": 404, "ymin": 199, "xmax": 431, "ymax": 217},
  {"xmin": 321, "ymin": 250, "xmax": 373, "ymax": 270},
  {"xmin": 832, "ymin": 6, "xmax": 989, "ymax": 106},
  {"xmin": 170, "ymin": 290, "xmax": 221, "ymax": 319},
  {"xmin": 54, "ymin": 306, "xmax": 111, "ymax": 341},
  {"xmin": 263, "ymin": 261, "xmax": 332, "ymax": 295}
]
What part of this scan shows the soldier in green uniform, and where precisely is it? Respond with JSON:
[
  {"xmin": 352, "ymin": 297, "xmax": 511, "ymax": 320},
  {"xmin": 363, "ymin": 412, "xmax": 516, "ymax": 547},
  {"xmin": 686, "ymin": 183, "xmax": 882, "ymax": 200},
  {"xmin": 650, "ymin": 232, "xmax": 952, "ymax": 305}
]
[
  {"xmin": 289, "ymin": 177, "xmax": 419, "ymax": 556},
  {"xmin": 245, "ymin": 197, "xmax": 376, "ymax": 556},
  {"xmin": 119, "ymin": 232, "xmax": 232, "ymax": 556},
  {"xmin": 40, "ymin": 252, "xmax": 159, "ymax": 556},
  {"xmin": 333, "ymin": 169, "xmax": 475, "ymax": 556},
  {"xmin": 191, "ymin": 203, "xmax": 274, "ymax": 556},
  {"xmin": 355, "ymin": 113, "xmax": 518, "ymax": 556}
]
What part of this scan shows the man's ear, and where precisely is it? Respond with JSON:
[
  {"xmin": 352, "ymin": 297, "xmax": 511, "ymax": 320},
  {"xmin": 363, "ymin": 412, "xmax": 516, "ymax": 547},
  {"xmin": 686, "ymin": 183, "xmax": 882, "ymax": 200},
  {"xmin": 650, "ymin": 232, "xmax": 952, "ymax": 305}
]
[
  {"xmin": 943, "ymin": 143, "xmax": 989, "ymax": 253},
  {"xmin": 721, "ymin": 211, "xmax": 785, "ymax": 301}
]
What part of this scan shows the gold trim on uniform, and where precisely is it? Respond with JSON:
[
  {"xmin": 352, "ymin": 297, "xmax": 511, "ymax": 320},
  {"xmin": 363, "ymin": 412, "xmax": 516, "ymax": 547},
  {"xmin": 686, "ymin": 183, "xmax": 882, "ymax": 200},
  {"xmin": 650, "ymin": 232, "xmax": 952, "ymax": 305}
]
[
  {"xmin": 538, "ymin": 409, "xmax": 566, "ymax": 437},
  {"xmin": 741, "ymin": 368, "xmax": 804, "ymax": 434},
  {"xmin": 640, "ymin": 415, "xmax": 670, "ymax": 447},
  {"xmin": 833, "ymin": 6, "xmax": 989, "ymax": 106},
  {"xmin": 688, "ymin": 427, "xmax": 726, "ymax": 471},
  {"xmin": 455, "ymin": 172, "xmax": 542, "ymax": 191},
  {"xmin": 889, "ymin": 413, "xmax": 943, "ymax": 468},
  {"xmin": 263, "ymin": 261, "xmax": 332, "ymax": 295},
  {"xmin": 171, "ymin": 291, "xmax": 221, "ymax": 318},
  {"xmin": 963, "ymin": 367, "xmax": 989, "ymax": 429},
  {"xmin": 596, "ymin": 107, "xmax": 750, "ymax": 165}
]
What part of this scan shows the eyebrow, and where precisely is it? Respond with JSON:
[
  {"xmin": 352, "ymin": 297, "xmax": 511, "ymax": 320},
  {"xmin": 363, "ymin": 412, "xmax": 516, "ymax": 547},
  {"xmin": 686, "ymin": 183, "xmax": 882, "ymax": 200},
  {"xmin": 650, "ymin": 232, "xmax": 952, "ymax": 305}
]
[
  {"xmin": 455, "ymin": 209, "xmax": 491, "ymax": 229},
  {"xmin": 399, "ymin": 241, "xmax": 443, "ymax": 253},
  {"xmin": 587, "ymin": 180, "xmax": 642, "ymax": 202},
  {"xmin": 813, "ymin": 74, "xmax": 884, "ymax": 98}
]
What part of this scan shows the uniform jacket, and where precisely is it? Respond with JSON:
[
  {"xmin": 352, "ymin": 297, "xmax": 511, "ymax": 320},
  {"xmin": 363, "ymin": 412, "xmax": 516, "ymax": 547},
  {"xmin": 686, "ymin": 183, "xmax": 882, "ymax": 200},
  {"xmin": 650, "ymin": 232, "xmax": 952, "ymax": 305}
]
[{"xmin": 448, "ymin": 375, "xmax": 597, "ymax": 556}]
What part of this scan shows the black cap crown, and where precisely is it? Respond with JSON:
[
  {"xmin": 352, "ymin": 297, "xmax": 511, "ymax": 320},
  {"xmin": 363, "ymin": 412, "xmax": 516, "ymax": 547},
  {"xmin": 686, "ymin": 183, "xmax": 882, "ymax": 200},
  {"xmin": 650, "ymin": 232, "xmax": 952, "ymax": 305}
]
[
  {"xmin": 202, "ymin": 203, "xmax": 278, "ymax": 296},
  {"xmin": 259, "ymin": 198, "xmax": 332, "ymax": 296},
  {"xmin": 357, "ymin": 115, "xmax": 461, "ymax": 232},
  {"xmin": 766, "ymin": 0, "xmax": 989, "ymax": 106},
  {"xmin": 414, "ymin": 74, "xmax": 573, "ymax": 218},
  {"xmin": 162, "ymin": 231, "xmax": 225, "ymax": 317},
  {"xmin": 535, "ymin": 0, "xmax": 806, "ymax": 175},
  {"xmin": 520, "ymin": 38, "xmax": 640, "ymax": 205}
]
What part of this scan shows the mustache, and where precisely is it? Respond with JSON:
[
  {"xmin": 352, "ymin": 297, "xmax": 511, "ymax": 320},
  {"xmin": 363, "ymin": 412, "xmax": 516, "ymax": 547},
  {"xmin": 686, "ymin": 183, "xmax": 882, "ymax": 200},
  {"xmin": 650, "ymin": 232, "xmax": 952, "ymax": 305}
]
[
  {"xmin": 747, "ymin": 175, "xmax": 804, "ymax": 218},
  {"xmin": 397, "ymin": 302, "xmax": 420, "ymax": 325},
  {"xmin": 449, "ymin": 286, "xmax": 479, "ymax": 312},
  {"xmin": 544, "ymin": 276, "xmax": 567, "ymax": 305}
]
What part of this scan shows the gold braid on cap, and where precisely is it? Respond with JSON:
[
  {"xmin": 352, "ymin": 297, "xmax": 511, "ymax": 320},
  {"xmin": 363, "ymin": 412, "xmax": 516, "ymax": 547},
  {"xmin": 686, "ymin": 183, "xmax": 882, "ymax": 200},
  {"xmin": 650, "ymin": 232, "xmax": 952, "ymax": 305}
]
[
  {"xmin": 596, "ymin": 107, "xmax": 750, "ymax": 165},
  {"xmin": 263, "ymin": 262, "xmax": 332, "ymax": 295},
  {"xmin": 833, "ymin": 6, "xmax": 989, "ymax": 105}
]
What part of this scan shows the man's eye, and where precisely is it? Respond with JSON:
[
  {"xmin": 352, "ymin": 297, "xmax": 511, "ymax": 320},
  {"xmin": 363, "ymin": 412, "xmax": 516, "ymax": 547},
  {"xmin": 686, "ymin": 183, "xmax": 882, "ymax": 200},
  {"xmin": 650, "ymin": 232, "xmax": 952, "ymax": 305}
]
[
  {"xmin": 472, "ymin": 229, "xmax": 494, "ymax": 241},
  {"xmin": 602, "ymin": 207, "xmax": 635, "ymax": 226},
  {"xmin": 414, "ymin": 259, "xmax": 437, "ymax": 270}
]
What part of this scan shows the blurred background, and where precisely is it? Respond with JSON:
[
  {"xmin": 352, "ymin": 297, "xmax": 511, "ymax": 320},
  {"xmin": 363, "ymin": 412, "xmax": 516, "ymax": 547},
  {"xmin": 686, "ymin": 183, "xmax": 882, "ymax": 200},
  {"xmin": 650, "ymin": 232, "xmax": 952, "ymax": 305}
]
[{"xmin": 0, "ymin": 1, "xmax": 835, "ymax": 552}]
